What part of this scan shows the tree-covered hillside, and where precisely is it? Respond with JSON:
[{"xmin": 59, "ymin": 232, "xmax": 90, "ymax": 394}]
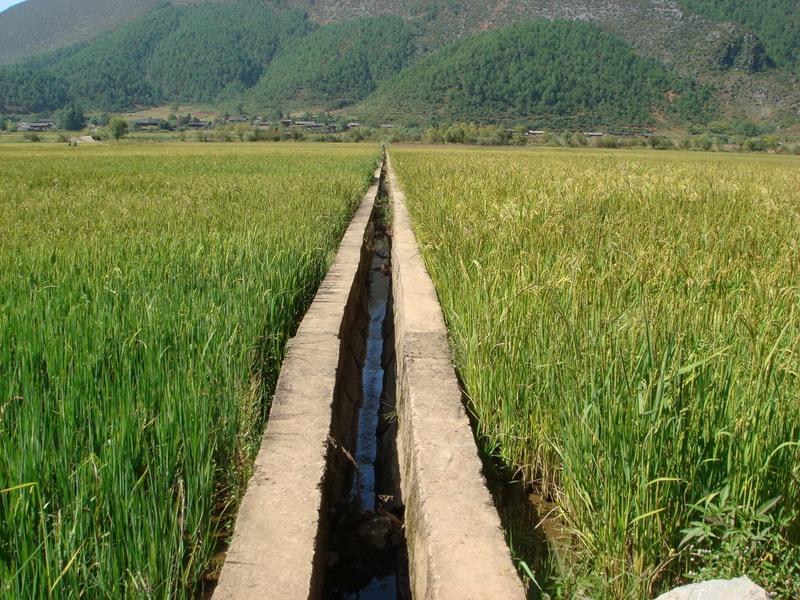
[
  {"xmin": 677, "ymin": 0, "xmax": 799, "ymax": 71},
  {"xmin": 358, "ymin": 21, "xmax": 713, "ymax": 128},
  {"xmin": 0, "ymin": 1, "xmax": 313, "ymax": 112},
  {"xmin": 0, "ymin": 10, "xmax": 715, "ymax": 127},
  {"xmin": 145, "ymin": 4, "xmax": 314, "ymax": 103},
  {"xmin": 1, "ymin": 5, "xmax": 419, "ymax": 114},
  {"xmin": 1, "ymin": 0, "xmax": 799, "ymax": 123},
  {"xmin": 249, "ymin": 17, "xmax": 418, "ymax": 110},
  {"xmin": 0, "ymin": 0, "xmax": 159, "ymax": 66}
]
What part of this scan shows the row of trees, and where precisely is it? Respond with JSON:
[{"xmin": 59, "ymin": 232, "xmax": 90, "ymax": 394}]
[
  {"xmin": 8, "ymin": 111, "xmax": 798, "ymax": 154},
  {"xmin": 398, "ymin": 124, "xmax": 800, "ymax": 154},
  {"xmin": 1, "ymin": 105, "xmax": 128, "ymax": 139}
]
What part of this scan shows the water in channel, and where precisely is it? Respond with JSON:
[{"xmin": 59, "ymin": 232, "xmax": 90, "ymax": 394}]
[{"xmin": 324, "ymin": 195, "xmax": 409, "ymax": 600}]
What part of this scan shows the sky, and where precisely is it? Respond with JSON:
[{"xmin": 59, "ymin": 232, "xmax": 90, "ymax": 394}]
[{"xmin": 0, "ymin": 0, "xmax": 25, "ymax": 13}]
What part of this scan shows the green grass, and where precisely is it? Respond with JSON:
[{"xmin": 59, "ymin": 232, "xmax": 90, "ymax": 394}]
[
  {"xmin": 391, "ymin": 146, "xmax": 800, "ymax": 598},
  {"xmin": 0, "ymin": 143, "xmax": 379, "ymax": 598}
]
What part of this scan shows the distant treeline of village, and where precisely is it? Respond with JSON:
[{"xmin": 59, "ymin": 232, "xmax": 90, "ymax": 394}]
[{"xmin": 1, "ymin": 108, "xmax": 798, "ymax": 155}]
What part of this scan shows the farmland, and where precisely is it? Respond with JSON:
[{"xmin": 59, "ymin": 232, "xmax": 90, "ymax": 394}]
[
  {"xmin": 390, "ymin": 147, "xmax": 800, "ymax": 598},
  {"xmin": 0, "ymin": 143, "xmax": 379, "ymax": 598}
]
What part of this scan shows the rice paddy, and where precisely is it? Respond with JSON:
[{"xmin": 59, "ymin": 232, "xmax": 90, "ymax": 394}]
[
  {"xmin": 0, "ymin": 143, "xmax": 379, "ymax": 598},
  {"xmin": 3, "ymin": 140, "xmax": 798, "ymax": 599},
  {"xmin": 390, "ymin": 147, "xmax": 800, "ymax": 598}
]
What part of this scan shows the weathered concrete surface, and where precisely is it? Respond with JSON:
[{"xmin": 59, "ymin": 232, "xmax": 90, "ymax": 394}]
[
  {"xmin": 213, "ymin": 164, "xmax": 382, "ymax": 600},
  {"xmin": 655, "ymin": 577, "xmax": 770, "ymax": 600},
  {"xmin": 387, "ymin": 157, "xmax": 527, "ymax": 600}
]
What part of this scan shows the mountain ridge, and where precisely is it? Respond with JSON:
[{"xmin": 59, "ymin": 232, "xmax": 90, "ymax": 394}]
[
  {"xmin": 1, "ymin": 0, "xmax": 798, "ymax": 124},
  {"xmin": 284, "ymin": 0, "xmax": 799, "ymax": 120},
  {"xmin": 354, "ymin": 20, "xmax": 713, "ymax": 128},
  {"xmin": 0, "ymin": 0, "xmax": 160, "ymax": 65}
]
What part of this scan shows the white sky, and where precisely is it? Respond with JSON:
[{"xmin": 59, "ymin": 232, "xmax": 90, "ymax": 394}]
[{"xmin": 0, "ymin": 0, "xmax": 25, "ymax": 13}]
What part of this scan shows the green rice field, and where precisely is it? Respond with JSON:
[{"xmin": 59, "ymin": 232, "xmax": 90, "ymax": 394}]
[
  {"xmin": 0, "ymin": 143, "xmax": 378, "ymax": 598},
  {"xmin": 391, "ymin": 147, "xmax": 800, "ymax": 598}
]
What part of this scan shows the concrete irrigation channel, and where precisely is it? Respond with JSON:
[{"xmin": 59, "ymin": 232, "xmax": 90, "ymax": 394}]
[{"xmin": 213, "ymin": 156, "xmax": 526, "ymax": 600}]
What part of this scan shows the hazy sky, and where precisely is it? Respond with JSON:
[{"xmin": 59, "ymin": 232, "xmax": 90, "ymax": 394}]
[{"xmin": 0, "ymin": 0, "xmax": 25, "ymax": 13}]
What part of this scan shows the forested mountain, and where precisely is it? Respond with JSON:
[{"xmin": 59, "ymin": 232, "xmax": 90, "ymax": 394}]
[
  {"xmin": 356, "ymin": 21, "xmax": 712, "ymax": 127},
  {"xmin": 284, "ymin": 0, "xmax": 800, "ymax": 121},
  {"xmin": 0, "ymin": 5, "xmax": 709, "ymax": 127},
  {"xmin": 249, "ymin": 17, "xmax": 419, "ymax": 110},
  {"xmin": 0, "ymin": 0, "xmax": 798, "ymax": 125},
  {"xmin": 0, "ymin": 2, "xmax": 313, "ymax": 112},
  {"xmin": 0, "ymin": 0, "xmax": 159, "ymax": 66},
  {"xmin": 0, "ymin": 7, "xmax": 419, "ymax": 115},
  {"xmin": 676, "ymin": 1, "xmax": 799, "ymax": 71},
  {"xmin": 143, "ymin": 4, "xmax": 312, "ymax": 103}
]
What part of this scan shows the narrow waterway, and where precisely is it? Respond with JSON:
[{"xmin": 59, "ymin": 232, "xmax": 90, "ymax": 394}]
[
  {"xmin": 351, "ymin": 237, "xmax": 390, "ymax": 514},
  {"xmin": 324, "ymin": 182, "xmax": 410, "ymax": 600}
]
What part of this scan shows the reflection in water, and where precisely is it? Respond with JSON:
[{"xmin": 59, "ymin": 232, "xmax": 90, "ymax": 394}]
[
  {"xmin": 351, "ymin": 242, "xmax": 389, "ymax": 512},
  {"xmin": 325, "ymin": 196, "xmax": 409, "ymax": 600}
]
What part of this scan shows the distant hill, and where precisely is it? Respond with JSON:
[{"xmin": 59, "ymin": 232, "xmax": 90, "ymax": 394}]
[
  {"xmin": 284, "ymin": 0, "xmax": 800, "ymax": 121},
  {"xmin": 356, "ymin": 21, "xmax": 712, "ymax": 128},
  {"xmin": 676, "ymin": 0, "xmax": 799, "ymax": 71},
  {"xmin": 1, "ymin": 4, "xmax": 709, "ymax": 128},
  {"xmin": 0, "ymin": 0, "xmax": 159, "ymax": 65},
  {"xmin": 0, "ymin": 2, "xmax": 313, "ymax": 112},
  {"xmin": 248, "ymin": 16, "xmax": 419, "ymax": 111},
  {"xmin": 1, "ymin": 0, "xmax": 798, "ymax": 125},
  {"xmin": 0, "ymin": 7, "xmax": 421, "ymax": 116}
]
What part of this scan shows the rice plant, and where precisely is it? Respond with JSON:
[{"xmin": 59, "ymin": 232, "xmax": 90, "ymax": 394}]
[
  {"xmin": 0, "ymin": 143, "xmax": 379, "ymax": 598},
  {"xmin": 391, "ymin": 147, "xmax": 800, "ymax": 598}
]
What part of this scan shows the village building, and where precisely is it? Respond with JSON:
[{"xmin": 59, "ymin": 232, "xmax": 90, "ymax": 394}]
[
  {"xmin": 18, "ymin": 121, "xmax": 54, "ymax": 132},
  {"xmin": 133, "ymin": 118, "xmax": 161, "ymax": 130}
]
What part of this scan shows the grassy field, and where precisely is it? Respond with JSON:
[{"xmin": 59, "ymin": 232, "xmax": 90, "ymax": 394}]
[
  {"xmin": 0, "ymin": 143, "xmax": 379, "ymax": 598},
  {"xmin": 391, "ymin": 147, "xmax": 800, "ymax": 598}
]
